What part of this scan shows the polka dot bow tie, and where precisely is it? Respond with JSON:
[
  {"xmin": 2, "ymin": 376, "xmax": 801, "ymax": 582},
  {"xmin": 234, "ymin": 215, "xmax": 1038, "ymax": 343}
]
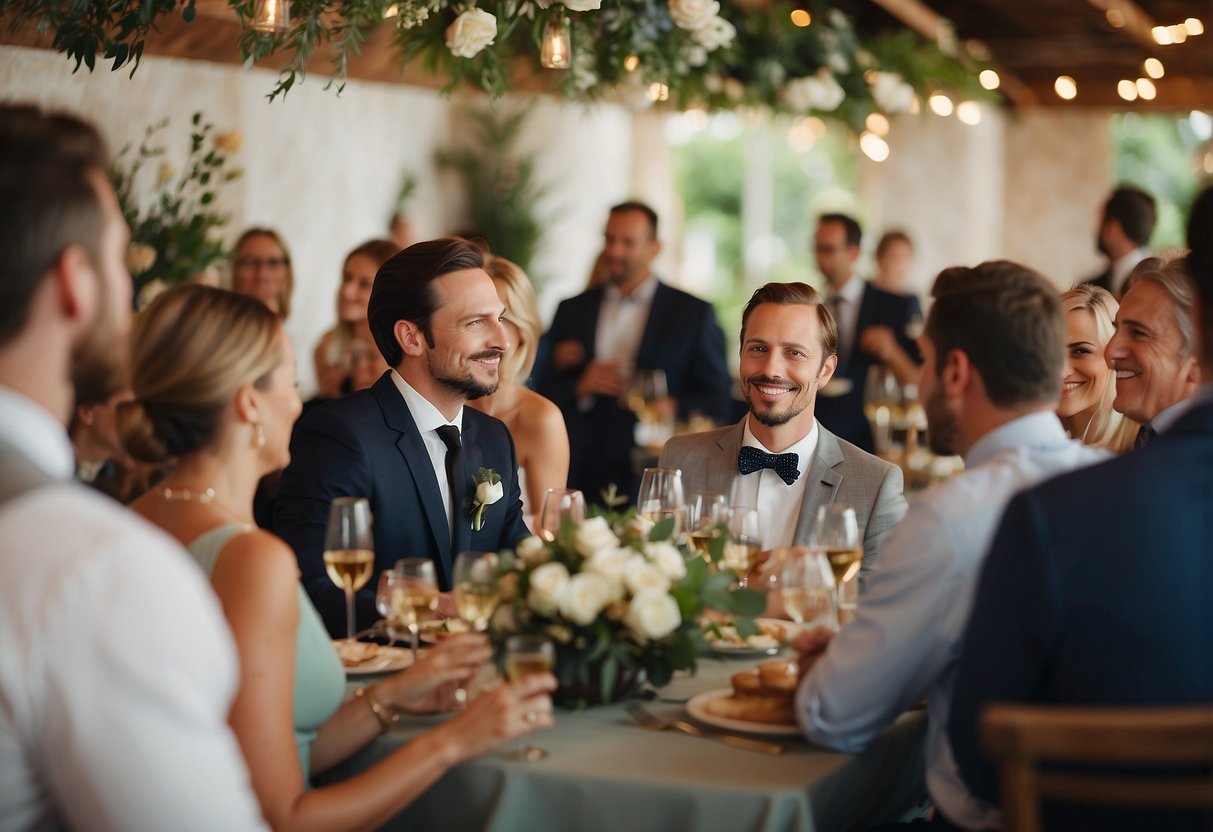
[{"xmin": 737, "ymin": 446, "xmax": 800, "ymax": 485}]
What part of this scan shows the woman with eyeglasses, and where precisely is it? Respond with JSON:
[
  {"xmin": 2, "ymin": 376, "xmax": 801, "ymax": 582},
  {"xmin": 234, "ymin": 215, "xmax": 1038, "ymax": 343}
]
[{"xmin": 232, "ymin": 227, "xmax": 294, "ymax": 319}]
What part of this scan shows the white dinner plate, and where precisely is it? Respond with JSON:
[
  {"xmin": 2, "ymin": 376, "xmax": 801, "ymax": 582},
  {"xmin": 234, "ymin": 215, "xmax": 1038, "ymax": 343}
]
[
  {"xmin": 334, "ymin": 643, "xmax": 415, "ymax": 675},
  {"xmin": 685, "ymin": 688, "xmax": 802, "ymax": 737}
]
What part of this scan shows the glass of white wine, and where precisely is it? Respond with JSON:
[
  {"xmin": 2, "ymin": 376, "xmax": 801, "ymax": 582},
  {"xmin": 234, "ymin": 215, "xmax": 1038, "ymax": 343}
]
[
  {"xmin": 780, "ymin": 549, "xmax": 837, "ymax": 629},
  {"xmin": 537, "ymin": 488, "xmax": 586, "ymax": 543},
  {"xmin": 863, "ymin": 365, "xmax": 902, "ymax": 457},
  {"xmin": 323, "ymin": 496, "xmax": 375, "ymax": 642},
  {"xmin": 375, "ymin": 567, "xmax": 402, "ymax": 645},
  {"xmin": 453, "ymin": 551, "xmax": 500, "ymax": 632},
  {"xmin": 391, "ymin": 557, "xmax": 438, "ymax": 661},
  {"xmin": 687, "ymin": 490, "xmax": 727, "ymax": 559},
  {"xmin": 637, "ymin": 467, "xmax": 685, "ymax": 539},
  {"xmin": 502, "ymin": 634, "xmax": 554, "ymax": 762},
  {"xmin": 809, "ymin": 504, "xmax": 861, "ymax": 622},
  {"xmin": 722, "ymin": 504, "xmax": 761, "ymax": 586}
]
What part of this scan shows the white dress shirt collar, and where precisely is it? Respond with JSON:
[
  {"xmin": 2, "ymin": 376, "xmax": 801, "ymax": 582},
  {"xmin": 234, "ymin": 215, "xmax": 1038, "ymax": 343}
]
[
  {"xmin": 830, "ymin": 273, "xmax": 865, "ymax": 306},
  {"xmin": 0, "ymin": 386, "xmax": 74, "ymax": 481},
  {"xmin": 604, "ymin": 274, "xmax": 659, "ymax": 306},
  {"xmin": 1111, "ymin": 246, "xmax": 1150, "ymax": 296},
  {"xmin": 1150, "ymin": 395, "xmax": 1198, "ymax": 435},
  {"xmin": 965, "ymin": 410, "xmax": 1069, "ymax": 469},
  {"xmin": 390, "ymin": 370, "xmax": 464, "ymax": 434}
]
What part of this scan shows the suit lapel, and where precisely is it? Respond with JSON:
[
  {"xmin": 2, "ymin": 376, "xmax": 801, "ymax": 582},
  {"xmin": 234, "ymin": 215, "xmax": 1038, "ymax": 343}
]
[
  {"xmin": 371, "ymin": 375, "xmax": 453, "ymax": 581},
  {"xmin": 635, "ymin": 282, "xmax": 668, "ymax": 366},
  {"xmin": 709, "ymin": 421, "xmax": 746, "ymax": 496},
  {"xmin": 580, "ymin": 289, "xmax": 605, "ymax": 362},
  {"xmin": 792, "ymin": 425, "xmax": 844, "ymax": 545},
  {"xmin": 453, "ymin": 418, "xmax": 484, "ymax": 557}
]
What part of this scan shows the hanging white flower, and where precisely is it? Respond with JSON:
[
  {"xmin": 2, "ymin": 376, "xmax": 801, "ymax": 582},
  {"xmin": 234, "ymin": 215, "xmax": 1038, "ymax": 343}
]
[
  {"xmin": 691, "ymin": 16, "xmax": 736, "ymax": 52},
  {"xmin": 445, "ymin": 8, "xmax": 498, "ymax": 59},
  {"xmin": 827, "ymin": 51, "xmax": 849, "ymax": 74},
  {"xmin": 668, "ymin": 0, "xmax": 719, "ymax": 32},
  {"xmin": 781, "ymin": 69, "xmax": 846, "ymax": 113},
  {"xmin": 869, "ymin": 71, "xmax": 916, "ymax": 114},
  {"xmin": 685, "ymin": 44, "xmax": 709, "ymax": 67}
]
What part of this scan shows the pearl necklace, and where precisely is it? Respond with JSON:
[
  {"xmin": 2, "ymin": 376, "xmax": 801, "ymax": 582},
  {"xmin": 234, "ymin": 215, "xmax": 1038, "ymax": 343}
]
[{"xmin": 161, "ymin": 486, "xmax": 217, "ymax": 503}]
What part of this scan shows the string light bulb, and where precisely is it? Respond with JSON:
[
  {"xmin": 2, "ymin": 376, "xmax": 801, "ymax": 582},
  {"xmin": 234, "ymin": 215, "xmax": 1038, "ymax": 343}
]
[
  {"xmin": 1136, "ymin": 77, "xmax": 1157, "ymax": 100},
  {"xmin": 956, "ymin": 100, "xmax": 982, "ymax": 125},
  {"xmin": 859, "ymin": 132, "xmax": 890, "ymax": 162},
  {"xmin": 978, "ymin": 70, "xmax": 1000, "ymax": 90},
  {"xmin": 1185, "ymin": 18, "xmax": 1204, "ymax": 36},
  {"xmin": 540, "ymin": 9, "xmax": 571, "ymax": 69},
  {"xmin": 252, "ymin": 0, "xmax": 290, "ymax": 33},
  {"xmin": 1143, "ymin": 58, "xmax": 1165, "ymax": 79},
  {"xmin": 790, "ymin": 9, "xmax": 811, "ymax": 27},
  {"xmin": 1054, "ymin": 76, "xmax": 1077, "ymax": 100},
  {"xmin": 927, "ymin": 92, "xmax": 953, "ymax": 117},
  {"xmin": 1117, "ymin": 79, "xmax": 1138, "ymax": 101}
]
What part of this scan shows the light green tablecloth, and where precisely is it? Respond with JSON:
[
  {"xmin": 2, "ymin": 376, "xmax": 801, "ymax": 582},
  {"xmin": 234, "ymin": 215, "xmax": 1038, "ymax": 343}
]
[{"xmin": 327, "ymin": 657, "xmax": 927, "ymax": 832}]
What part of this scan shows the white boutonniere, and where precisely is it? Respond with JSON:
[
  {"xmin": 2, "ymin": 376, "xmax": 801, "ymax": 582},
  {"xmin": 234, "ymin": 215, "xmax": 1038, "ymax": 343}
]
[{"xmin": 467, "ymin": 467, "xmax": 504, "ymax": 531}]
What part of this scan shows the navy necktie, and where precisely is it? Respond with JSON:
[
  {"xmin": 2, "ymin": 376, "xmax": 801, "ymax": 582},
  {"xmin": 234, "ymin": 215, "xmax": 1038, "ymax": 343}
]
[
  {"xmin": 1134, "ymin": 424, "xmax": 1155, "ymax": 449},
  {"xmin": 737, "ymin": 446, "xmax": 800, "ymax": 485}
]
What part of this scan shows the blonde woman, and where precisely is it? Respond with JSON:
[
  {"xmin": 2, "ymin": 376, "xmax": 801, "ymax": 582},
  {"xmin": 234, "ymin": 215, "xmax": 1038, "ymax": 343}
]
[
  {"xmin": 467, "ymin": 255, "xmax": 570, "ymax": 521},
  {"xmin": 313, "ymin": 239, "xmax": 397, "ymax": 398},
  {"xmin": 1058, "ymin": 284, "xmax": 1139, "ymax": 453},
  {"xmin": 231, "ymin": 227, "xmax": 294, "ymax": 318},
  {"xmin": 121, "ymin": 285, "xmax": 555, "ymax": 832}
]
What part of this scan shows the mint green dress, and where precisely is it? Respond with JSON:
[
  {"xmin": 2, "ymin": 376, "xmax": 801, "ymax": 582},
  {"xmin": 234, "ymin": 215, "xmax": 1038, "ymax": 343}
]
[{"xmin": 188, "ymin": 524, "xmax": 346, "ymax": 780}]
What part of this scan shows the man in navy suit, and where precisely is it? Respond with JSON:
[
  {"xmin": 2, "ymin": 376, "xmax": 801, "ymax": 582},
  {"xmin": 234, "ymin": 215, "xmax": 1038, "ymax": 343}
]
[
  {"xmin": 533, "ymin": 202, "xmax": 732, "ymax": 503},
  {"xmin": 1079, "ymin": 185, "xmax": 1155, "ymax": 297},
  {"xmin": 948, "ymin": 185, "xmax": 1213, "ymax": 831},
  {"xmin": 812, "ymin": 213, "xmax": 921, "ymax": 452},
  {"xmin": 275, "ymin": 238, "xmax": 530, "ymax": 635}
]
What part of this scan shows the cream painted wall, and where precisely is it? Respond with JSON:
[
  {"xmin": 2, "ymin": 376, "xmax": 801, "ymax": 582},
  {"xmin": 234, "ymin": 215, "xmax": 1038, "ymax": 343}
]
[{"xmin": 0, "ymin": 45, "xmax": 635, "ymax": 395}]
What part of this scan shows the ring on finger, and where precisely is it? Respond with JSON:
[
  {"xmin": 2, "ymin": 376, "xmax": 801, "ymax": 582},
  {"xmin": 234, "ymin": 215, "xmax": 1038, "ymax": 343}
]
[{"xmin": 525, "ymin": 710, "xmax": 538, "ymax": 724}]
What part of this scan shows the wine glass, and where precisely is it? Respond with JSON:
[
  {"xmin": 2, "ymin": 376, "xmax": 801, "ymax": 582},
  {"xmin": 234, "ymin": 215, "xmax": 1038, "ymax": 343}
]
[
  {"xmin": 687, "ymin": 490, "xmax": 727, "ymax": 559},
  {"xmin": 722, "ymin": 504, "xmax": 761, "ymax": 586},
  {"xmin": 627, "ymin": 369, "xmax": 672, "ymax": 447},
  {"xmin": 375, "ymin": 568, "xmax": 402, "ymax": 645},
  {"xmin": 452, "ymin": 551, "xmax": 501, "ymax": 705},
  {"xmin": 391, "ymin": 557, "xmax": 438, "ymax": 661},
  {"xmin": 502, "ymin": 634, "xmax": 554, "ymax": 762},
  {"xmin": 864, "ymin": 365, "xmax": 902, "ymax": 456},
  {"xmin": 537, "ymin": 488, "xmax": 586, "ymax": 542},
  {"xmin": 637, "ymin": 467, "xmax": 685, "ymax": 539},
  {"xmin": 808, "ymin": 504, "xmax": 861, "ymax": 622},
  {"xmin": 323, "ymin": 496, "xmax": 375, "ymax": 642},
  {"xmin": 780, "ymin": 549, "xmax": 838, "ymax": 629}
]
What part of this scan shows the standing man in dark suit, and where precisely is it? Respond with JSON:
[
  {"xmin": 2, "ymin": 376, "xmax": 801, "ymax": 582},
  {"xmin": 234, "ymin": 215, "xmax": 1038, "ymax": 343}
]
[
  {"xmin": 812, "ymin": 213, "xmax": 921, "ymax": 452},
  {"xmin": 949, "ymin": 185, "xmax": 1213, "ymax": 832},
  {"xmin": 275, "ymin": 238, "xmax": 530, "ymax": 635},
  {"xmin": 1080, "ymin": 185, "xmax": 1155, "ymax": 297},
  {"xmin": 533, "ymin": 202, "xmax": 732, "ymax": 503}
]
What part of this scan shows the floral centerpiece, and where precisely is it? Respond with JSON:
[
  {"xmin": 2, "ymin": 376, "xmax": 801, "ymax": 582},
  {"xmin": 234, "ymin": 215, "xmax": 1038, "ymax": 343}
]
[
  {"xmin": 109, "ymin": 112, "xmax": 243, "ymax": 308},
  {"xmin": 489, "ymin": 511, "xmax": 765, "ymax": 709}
]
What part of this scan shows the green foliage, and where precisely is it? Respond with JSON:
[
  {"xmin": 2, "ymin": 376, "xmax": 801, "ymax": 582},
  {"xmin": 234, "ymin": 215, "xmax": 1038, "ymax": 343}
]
[
  {"xmin": 436, "ymin": 104, "xmax": 547, "ymax": 277},
  {"xmin": 108, "ymin": 112, "xmax": 242, "ymax": 306},
  {"xmin": 1112, "ymin": 112, "xmax": 1208, "ymax": 251}
]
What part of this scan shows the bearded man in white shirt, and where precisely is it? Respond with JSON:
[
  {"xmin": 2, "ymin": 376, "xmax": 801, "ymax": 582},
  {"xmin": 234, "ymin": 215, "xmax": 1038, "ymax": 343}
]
[
  {"xmin": 660, "ymin": 282, "xmax": 906, "ymax": 573},
  {"xmin": 0, "ymin": 105, "xmax": 266, "ymax": 831},
  {"xmin": 794, "ymin": 261, "xmax": 1108, "ymax": 831}
]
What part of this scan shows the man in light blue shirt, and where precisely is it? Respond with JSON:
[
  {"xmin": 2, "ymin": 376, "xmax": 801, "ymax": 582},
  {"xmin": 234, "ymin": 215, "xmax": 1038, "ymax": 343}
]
[{"xmin": 794, "ymin": 260, "xmax": 1108, "ymax": 831}]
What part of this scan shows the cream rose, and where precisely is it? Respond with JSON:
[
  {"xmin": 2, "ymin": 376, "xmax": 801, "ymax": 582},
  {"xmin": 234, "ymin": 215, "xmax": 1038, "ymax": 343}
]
[
  {"xmin": 781, "ymin": 69, "xmax": 845, "ymax": 113},
  {"xmin": 573, "ymin": 516, "xmax": 619, "ymax": 557},
  {"xmin": 476, "ymin": 479, "xmax": 504, "ymax": 506},
  {"xmin": 559, "ymin": 572, "xmax": 613, "ymax": 626},
  {"xmin": 644, "ymin": 542, "xmax": 687, "ymax": 581},
  {"xmin": 668, "ymin": 0, "xmax": 718, "ymax": 31},
  {"xmin": 527, "ymin": 561, "xmax": 571, "ymax": 615},
  {"xmin": 516, "ymin": 535, "xmax": 550, "ymax": 566},
  {"xmin": 869, "ymin": 71, "xmax": 915, "ymax": 114},
  {"xmin": 624, "ymin": 555, "xmax": 671, "ymax": 595},
  {"xmin": 445, "ymin": 8, "xmax": 498, "ymax": 59},
  {"xmin": 536, "ymin": 0, "xmax": 602, "ymax": 9},
  {"xmin": 692, "ymin": 16, "xmax": 735, "ymax": 51},
  {"xmin": 585, "ymin": 546, "xmax": 632, "ymax": 599},
  {"xmin": 624, "ymin": 589, "xmax": 682, "ymax": 642}
]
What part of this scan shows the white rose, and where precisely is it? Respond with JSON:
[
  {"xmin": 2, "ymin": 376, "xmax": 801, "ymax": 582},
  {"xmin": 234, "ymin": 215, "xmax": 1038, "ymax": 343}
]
[
  {"xmin": 685, "ymin": 44, "xmax": 708, "ymax": 67},
  {"xmin": 667, "ymin": 0, "xmax": 718, "ymax": 31},
  {"xmin": 624, "ymin": 555, "xmax": 671, "ymax": 595},
  {"xmin": 827, "ymin": 51, "xmax": 848, "ymax": 74},
  {"xmin": 476, "ymin": 479, "xmax": 504, "ymax": 506},
  {"xmin": 869, "ymin": 71, "xmax": 915, "ymax": 114},
  {"xmin": 585, "ymin": 546, "xmax": 632, "ymax": 600},
  {"xmin": 516, "ymin": 535, "xmax": 550, "ymax": 566},
  {"xmin": 692, "ymin": 16, "xmax": 735, "ymax": 51},
  {"xmin": 781, "ymin": 69, "xmax": 845, "ymax": 113},
  {"xmin": 445, "ymin": 8, "xmax": 498, "ymax": 59},
  {"xmin": 573, "ymin": 516, "xmax": 619, "ymax": 557},
  {"xmin": 559, "ymin": 572, "xmax": 613, "ymax": 625},
  {"xmin": 624, "ymin": 589, "xmax": 682, "ymax": 642},
  {"xmin": 644, "ymin": 541, "xmax": 687, "ymax": 581},
  {"xmin": 527, "ymin": 561, "xmax": 570, "ymax": 615}
]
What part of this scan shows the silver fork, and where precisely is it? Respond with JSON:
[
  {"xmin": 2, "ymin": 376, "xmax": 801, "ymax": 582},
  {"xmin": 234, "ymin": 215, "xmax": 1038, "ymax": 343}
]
[{"xmin": 625, "ymin": 702, "xmax": 785, "ymax": 755}]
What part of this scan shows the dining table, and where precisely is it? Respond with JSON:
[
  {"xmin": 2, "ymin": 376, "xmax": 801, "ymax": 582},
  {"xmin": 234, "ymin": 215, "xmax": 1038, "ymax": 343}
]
[{"xmin": 324, "ymin": 653, "xmax": 929, "ymax": 832}]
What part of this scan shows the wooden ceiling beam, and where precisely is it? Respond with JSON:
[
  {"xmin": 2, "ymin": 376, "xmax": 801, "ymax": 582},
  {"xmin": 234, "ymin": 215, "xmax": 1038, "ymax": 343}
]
[{"xmin": 1084, "ymin": 0, "xmax": 1160, "ymax": 49}]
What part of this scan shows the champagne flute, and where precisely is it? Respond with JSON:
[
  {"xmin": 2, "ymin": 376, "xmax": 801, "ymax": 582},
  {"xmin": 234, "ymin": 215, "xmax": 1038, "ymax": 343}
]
[
  {"xmin": 502, "ymin": 634, "xmax": 554, "ymax": 762},
  {"xmin": 537, "ymin": 488, "xmax": 586, "ymax": 543},
  {"xmin": 687, "ymin": 490, "xmax": 727, "ymax": 559},
  {"xmin": 391, "ymin": 558, "xmax": 438, "ymax": 661},
  {"xmin": 808, "ymin": 504, "xmax": 861, "ymax": 624},
  {"xmin": 323, "ymin": 496, "xmax": 375, "ymax": 642},
  {"xmin": 722, "ymin": 504, "xmax": 761, "ymax": 586},
  {"xmin": 637, "ymin": 467, "xmax": 685, "ymax": 539},
  {"xmin": 780, "ymin": 549, "xmax": 837, "ymax": 629}
]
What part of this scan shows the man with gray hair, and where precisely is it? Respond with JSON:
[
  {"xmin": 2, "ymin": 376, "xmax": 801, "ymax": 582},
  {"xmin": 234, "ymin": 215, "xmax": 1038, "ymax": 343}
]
[
  {"xmin": 0, "ymin": 105, "xmax": 265, "ymax": 830},
  {"xmin": 1105, "ymin": 257, "xmax": 1201, "ymax": 447}
]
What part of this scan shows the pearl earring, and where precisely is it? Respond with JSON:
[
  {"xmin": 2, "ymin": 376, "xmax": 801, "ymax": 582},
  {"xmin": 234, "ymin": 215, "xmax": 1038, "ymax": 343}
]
[{"xmin": 252, "ymin": 421, "xmax": 266, "ymax": 449}]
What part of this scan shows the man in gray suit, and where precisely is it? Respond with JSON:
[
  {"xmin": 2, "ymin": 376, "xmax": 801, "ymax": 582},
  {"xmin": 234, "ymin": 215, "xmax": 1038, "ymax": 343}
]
[{"xmin": 661, "ymin": 282, "xmax": 906, "ymax": 572}]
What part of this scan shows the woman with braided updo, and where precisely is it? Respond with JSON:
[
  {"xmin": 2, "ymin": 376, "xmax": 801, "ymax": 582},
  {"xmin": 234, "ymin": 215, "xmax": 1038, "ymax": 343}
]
[{"xmin": 120, "ymin": 284, "xmax": 554, "ymax": 832}]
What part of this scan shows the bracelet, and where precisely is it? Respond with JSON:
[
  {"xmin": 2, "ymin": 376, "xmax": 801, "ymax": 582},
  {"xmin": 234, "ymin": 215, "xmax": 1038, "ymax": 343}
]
[{"xmin": 355, "ymin": 685, "xmax": 399, "ymax": 733}]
